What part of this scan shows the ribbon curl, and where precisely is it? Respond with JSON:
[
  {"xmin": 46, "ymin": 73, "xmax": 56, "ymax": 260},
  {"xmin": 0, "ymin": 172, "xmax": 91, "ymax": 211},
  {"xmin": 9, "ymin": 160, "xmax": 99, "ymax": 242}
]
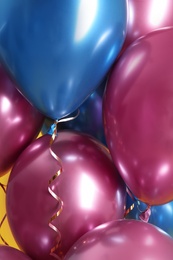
[{"xmin": 48, "ymin": 110, "xmax": 79, "ymax": 259}]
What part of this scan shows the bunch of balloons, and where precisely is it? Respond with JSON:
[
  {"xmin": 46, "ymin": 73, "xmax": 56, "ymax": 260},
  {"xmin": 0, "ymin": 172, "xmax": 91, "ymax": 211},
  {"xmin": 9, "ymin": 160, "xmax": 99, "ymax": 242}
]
[{"xmin": 0, "ymin": 0, "xmax": 173, "ymax": 259}]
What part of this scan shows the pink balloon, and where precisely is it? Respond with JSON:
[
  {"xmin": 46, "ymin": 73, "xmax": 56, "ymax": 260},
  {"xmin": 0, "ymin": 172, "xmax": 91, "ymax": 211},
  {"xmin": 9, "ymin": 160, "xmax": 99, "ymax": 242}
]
[
  {"xmin": 64, "ymin": 219, "xmax": 173, "ymax": 260},
  {"xmin": 123, "ymin": 0, "xmax": 173, "ymax": 50},
  {"xmin": 103, "ymin": 27, "xmax": 173, "ymax": 205},
  {"xmin": 0, "ymin": 65, "xmax": 44, "ymax": 176},
  {"xmin": 6, "ymin": 131, "xmax": 126, "ymax": 260},
  {"xmin": 0, "ymin": 245, "xmax": 31, "ymax": 260}
]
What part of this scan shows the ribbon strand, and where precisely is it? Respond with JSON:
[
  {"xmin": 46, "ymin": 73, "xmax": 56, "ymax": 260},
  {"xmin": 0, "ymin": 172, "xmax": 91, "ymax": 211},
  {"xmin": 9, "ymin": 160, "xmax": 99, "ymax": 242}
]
[
  {"xmin": 124, "ymin": 187, "xmax": 135, "ymax": 217},
  {"xmin": 0, "ymin": 183, "xmax": 6, "ymax": 193},
  {"xmin": 0, "ymin": 183, "xmax": 8, "ymax": 245},
  {"xmin": 48, "ymin": 110, "xmax": 79, "ymax": 259},
  {"xmin": 0, "ymin": 214, "xmax": 8, "ymax": 245}
]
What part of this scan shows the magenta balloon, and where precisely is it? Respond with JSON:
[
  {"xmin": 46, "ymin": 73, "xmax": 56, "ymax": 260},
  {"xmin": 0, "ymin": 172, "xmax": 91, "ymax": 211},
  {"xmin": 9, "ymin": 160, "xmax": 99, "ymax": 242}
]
[
  {"xmin": 103, "ymin": 28, "xmax": 173, "ymax": 205},
  {"xmin": 64, "ymin": 219, "xmax": 173, "ymax": 260},
  {"xmin": 123, "ymin": 0, "xmax": 173, "ymax": 50},
  {"xmin": 0, "ymin": 65, "xmax": 44, "ymax": 176},
  {"xmin": 0, "ymin": 245, "xmax": 32, "ymax": 260},
  {"xmin": 6, "ymin": 131, "xmax": 126, "ymax": 260}
]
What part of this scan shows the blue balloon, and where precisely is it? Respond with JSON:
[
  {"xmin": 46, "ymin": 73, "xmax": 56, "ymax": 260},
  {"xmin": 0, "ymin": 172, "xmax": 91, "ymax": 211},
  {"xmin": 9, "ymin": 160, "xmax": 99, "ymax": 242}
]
[
  {"xmin": 0, "ymin": 0, "xmax": 127, "ymax": 120},
  {"xmin": 126, "ymin": 194, "xmax": 173, "ymax": 237},
  {"xmin": 42, "ymin": 78, "xmax": 107, "ymax": 144}
]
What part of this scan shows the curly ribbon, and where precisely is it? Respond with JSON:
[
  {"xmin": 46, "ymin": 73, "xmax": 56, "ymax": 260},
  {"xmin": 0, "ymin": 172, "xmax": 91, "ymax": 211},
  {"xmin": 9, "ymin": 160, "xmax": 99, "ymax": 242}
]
[
  {"xmin": 124, "ymin": 187, "xmax": 135, "ymax": 217},
  {"xmin": 0, "ymin": 183, "xmax": 8, "ymax": 246},
  {"xmin": 48, "ymin": 110, "xmax": 79, "ymax": 259}
]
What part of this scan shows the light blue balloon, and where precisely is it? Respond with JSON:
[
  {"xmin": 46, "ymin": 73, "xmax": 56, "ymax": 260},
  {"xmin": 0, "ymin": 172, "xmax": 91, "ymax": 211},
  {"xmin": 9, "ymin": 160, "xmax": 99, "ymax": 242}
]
[{"xmin": 0, "ymin": 0, "xmax": 127, "ymax": 120}]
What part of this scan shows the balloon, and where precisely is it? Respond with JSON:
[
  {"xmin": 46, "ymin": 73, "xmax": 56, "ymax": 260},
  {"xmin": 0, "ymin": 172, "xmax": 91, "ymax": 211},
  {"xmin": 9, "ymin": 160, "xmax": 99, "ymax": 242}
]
[
  {"xmin": 0, "ymin": 171, "xmax": 19, "ymax": 249},
  {"xmin": 0, "ymin": 245, "xmax": 32, "ymax": 260},
  {"xmin": 0, "ymin": 132, "xmax": 43, "ymax": 248},
  {"xmin": 64, "ymin": 219, "xmax": 173, "ymax": 260},
  {"xmin": 0, "ymin": 65, "xmax": 44, "ymax": 176},
  {"xmin": 0, "ymin": 0, "xmax": 127, "ymax": 120},
  {"xmin": 123, "ymin": 0, "xmax": 173, "ymax": 50},
  {"xmin": 0, "ymin": 0, "xmax": 16, "ymax": 28},
  {"xmin": 6, "ymin": 131, "xmax": 126, "ymax": 260},
  {"xmin": 103, "ymin": 27, "xmax": 173, "ymax": 205},
  {"xmin": 126, "ymin": 194, "xmax": 173, "ymax": 237},
  {"xmin": 42, "ymin": 78, "xmax": 107, "ymax": 145}
]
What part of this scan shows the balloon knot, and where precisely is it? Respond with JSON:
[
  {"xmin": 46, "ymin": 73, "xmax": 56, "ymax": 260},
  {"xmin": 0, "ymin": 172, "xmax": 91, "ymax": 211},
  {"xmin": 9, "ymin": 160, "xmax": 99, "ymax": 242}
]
[{"xmin": 139, "ymin": 205, "xmax": 151, "ymax": 223}]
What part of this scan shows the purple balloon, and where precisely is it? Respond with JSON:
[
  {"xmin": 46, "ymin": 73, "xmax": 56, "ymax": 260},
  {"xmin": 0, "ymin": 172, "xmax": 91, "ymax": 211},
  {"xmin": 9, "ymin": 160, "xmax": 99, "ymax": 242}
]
[
  {"xmin": 6, "ymin": 131, "xmax": 126, "ymax": 260},
  {"xmin": 0, "ymin": 245, "xmax": 31, "ymax": 260},
  {"xmin": 64, "ymin": 219, "xmax": 173, "ymax": 260},
  {"xmin": 122, "ymin": 0, "xmax": 173, "ymax": 51},
  {"xmin": 0, "ymin": 65, "xmax": 44, "ymax": 176},
  {"xmin": 103, "ymin": 27, "xmax": 173, "ymax": 205}
]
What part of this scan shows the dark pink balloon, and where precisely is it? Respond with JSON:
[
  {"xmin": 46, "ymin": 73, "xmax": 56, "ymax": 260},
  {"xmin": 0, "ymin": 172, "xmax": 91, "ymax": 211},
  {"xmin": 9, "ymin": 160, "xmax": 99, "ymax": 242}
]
[
  {"xmin": 0, "ymin": 65, "xmax": 44, "ymax": 176},
  {"xmin": 123, "ymin": 0, "xmax": 173, "ymax": 50},
  {"xmin": 64, "ymin": 219, "xmax": 173, "ymax": 260},
  {"xmin": 103, "ymin": 28, "xmax": 173, "ymax": 205},
  {"xmin": 6, "ymin": 131, "xmax": 126, "ymax": 260},
  {"xmin": 0, "ymin": 245, "xmax": 32, "ymax": 260}
]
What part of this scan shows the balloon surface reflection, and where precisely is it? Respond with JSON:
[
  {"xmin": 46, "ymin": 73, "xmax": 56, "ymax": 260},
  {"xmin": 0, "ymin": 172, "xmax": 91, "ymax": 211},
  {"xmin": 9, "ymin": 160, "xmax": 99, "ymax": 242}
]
[
  {"xmin": 64, "ymin": 219, "xmax": 173, "ymax": 260},
  {"xmin": 0, "ymin": 245, "xmax": 31, "ymax": 260},
  {"xmin": 6, "ymin": 131, "xmax": 126, "ymax": 259},
  {"xmin": 0, "ymin": 0, "xmax": 127, "ymax": 119},
  {"xmin": 0, "ymin": 65, "xmax": 44, "ymax": 176},
  {"xmin": 123, "ymin": 0, "xmax": 173, "ymax": 50},
  {"xmin": 58, "ymin": 78, "xmax": 106, "ymax": 144},
  {"xmin": 103, "ymin": 28, "xmax": 173, "ymax": 205}
]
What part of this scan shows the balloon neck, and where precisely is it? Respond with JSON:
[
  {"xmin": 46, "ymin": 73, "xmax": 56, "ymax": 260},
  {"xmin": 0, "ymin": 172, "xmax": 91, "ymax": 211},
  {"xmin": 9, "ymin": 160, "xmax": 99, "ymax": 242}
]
[
  {"xmin": 47, "ymin": 122, "xmax": 58, "ymax": 136},
  {"xmin": 47, "ymin": 109, "xmax": 80, "ymax": 135},
  {"xmin": 139, "ymin": 205, "xmax": 151, "ymax": 223}
]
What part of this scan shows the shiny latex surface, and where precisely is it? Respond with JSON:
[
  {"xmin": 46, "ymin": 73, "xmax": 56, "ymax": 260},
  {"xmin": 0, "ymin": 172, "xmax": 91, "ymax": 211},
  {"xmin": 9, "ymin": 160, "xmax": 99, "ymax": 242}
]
[
  {"xmin": 0, "ymin": 245, "xmax": 31, "ymax": 260},
  {"xmin": 43, "ymin": 78, "xmax": 107, "ymax": 145},
  {"xmin": 123, "ymin": 0, "xmax": 173, "ymax": 50},
  {"xmin": 126, "ymin": 194, "xmax": 173, "ymax": 238},
  {"xmin": 0, "ymin": 65, "xmax": 44, "ymax": 176},
  {"xmin": 64, "ymin": 219, "xmax": 173, "ymax": 260},
  {"xmin": 0, "ymin": 171, "xmax": 20, "ymax": 248},
  {"xmin": 0, "ymin": 0, "xmax": 127, "ymax": 120},
  {"xmin": 103, "ymin": 28, "xmax": 173, "ymax": 205},
  {"xmin": 6, "ymin": 131, "xmax": 126, "ymax": 260}
]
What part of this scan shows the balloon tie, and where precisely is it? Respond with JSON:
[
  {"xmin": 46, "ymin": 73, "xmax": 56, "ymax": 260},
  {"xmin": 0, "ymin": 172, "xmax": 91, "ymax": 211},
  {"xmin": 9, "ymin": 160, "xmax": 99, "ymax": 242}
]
[
  {"xmin": 48, "ymin": 110, "xmax": 79, "ymax": 259},
  {"xmin": 0, "ymin": 183, "xmax": 8, "ymax": 245},
  {"xmin": 138, "ymin": 203, "xmax": 151, "ymax": 223}
]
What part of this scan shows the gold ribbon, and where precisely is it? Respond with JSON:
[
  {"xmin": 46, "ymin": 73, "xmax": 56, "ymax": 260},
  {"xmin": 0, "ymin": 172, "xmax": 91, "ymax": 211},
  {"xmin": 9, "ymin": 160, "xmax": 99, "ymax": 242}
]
[
  {"xmin": 124, "ymin": 187, "xmax": 151, "ymax": 223},
  {"xmin": 124, "ymin": 203, "xmax": 135, "ymax": 217},
  {"xmin": 0, "ymin": 183, "xmax": 8, "ymax": 245},
  {"xmin": 48, "ymin": 110, "xmax": 79, "ymax": 259},
  {"xmin": 124, "ymin": 187, "xmax": 135, "ymax": 217}
]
